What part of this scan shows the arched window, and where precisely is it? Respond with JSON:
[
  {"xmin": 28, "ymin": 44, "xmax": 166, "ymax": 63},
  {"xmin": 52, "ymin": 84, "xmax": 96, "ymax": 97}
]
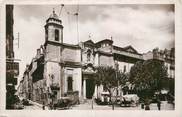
[
  {"xmin": 55, "ymin": 29, "xmax": 59, "ymax": 41},
  {"xmin": 87, "ymin": 49, "xmax": 91, "ymax": 61}
]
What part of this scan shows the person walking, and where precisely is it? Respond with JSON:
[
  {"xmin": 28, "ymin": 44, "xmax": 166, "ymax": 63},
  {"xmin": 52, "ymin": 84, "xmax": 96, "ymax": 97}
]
[
  {"xmin": 144, "ymin": 99, "xmax": 150, "ymax": 110},
  {"xmin": 145, "ymin": 104, "xmax": 150, "ymax": 110},
  {"xmin": 157, "ymin": 100, "xmax": 161, "ymax": 110},
  {"xmin": 42, "ymin": 101, "xmax": 46, "ymax": 110}
]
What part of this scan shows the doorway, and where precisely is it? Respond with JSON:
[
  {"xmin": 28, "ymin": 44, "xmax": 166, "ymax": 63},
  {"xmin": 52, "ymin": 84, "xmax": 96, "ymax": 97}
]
[{"xmin": 86, "ymin": 79, "xmax": 95, "ymax": 99}]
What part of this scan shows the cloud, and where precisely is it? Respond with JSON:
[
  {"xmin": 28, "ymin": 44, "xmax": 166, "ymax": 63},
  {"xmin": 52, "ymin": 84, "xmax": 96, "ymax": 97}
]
[
  {"xmin": 77, "ymin": 5, "xmax": 174, "ymax": 53},
  {"xmin": 14, "ymin": 15, "xmax": 45, "ymax": 80}
]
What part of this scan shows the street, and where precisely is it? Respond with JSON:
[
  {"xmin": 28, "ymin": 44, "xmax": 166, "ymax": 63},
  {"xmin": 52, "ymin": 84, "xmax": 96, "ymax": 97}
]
[
  {"xmin": 70, "ymin": 100, "xmax": 174, "ymax": 110},
  {"xmin": 23, "ymin": 100, "xmax": 174, "ymax": 110}
]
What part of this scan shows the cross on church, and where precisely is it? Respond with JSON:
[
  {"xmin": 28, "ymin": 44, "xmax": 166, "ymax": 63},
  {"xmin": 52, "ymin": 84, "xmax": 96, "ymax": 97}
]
[{"xmin": 89, "ymin": 33, "xmax": 92, "ymax": 40}]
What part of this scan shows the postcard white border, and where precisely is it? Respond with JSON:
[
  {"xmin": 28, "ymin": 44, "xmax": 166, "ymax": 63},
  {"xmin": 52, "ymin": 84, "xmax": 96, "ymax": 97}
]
[{"xmin": 0, "ymin": 0, "xmax": 182, "ymax": 117}]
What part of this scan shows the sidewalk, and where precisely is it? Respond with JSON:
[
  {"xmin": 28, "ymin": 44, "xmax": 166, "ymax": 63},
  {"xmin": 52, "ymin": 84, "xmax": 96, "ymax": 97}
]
[{"xmin": 28, "ymin": 100, "xmax": 49, "ymax": 110}]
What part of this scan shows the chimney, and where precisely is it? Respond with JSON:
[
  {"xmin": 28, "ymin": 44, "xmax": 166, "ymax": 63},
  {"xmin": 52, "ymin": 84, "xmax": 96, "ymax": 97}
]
[{"xmin": 37, "ymin": 48, "xmax": 40, "ymax": 57}]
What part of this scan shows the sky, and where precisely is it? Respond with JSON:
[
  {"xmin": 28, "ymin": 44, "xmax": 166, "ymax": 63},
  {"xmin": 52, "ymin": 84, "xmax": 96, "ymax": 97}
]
[{"xmin": 13, "ymin": 4, "xmax": 174, "ymax": 85}]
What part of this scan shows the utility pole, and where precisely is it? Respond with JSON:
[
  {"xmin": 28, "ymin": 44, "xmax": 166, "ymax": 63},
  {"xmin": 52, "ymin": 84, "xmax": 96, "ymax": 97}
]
[{"xmin": 60, "ymin": 29, "xmax": 64, "ymax": 97}]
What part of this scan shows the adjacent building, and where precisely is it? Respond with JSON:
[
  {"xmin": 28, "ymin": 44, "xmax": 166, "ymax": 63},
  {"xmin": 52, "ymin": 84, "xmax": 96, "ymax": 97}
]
[{"xmin": 6, "ymin": 5, "xmax": 19, "ymax": 109}]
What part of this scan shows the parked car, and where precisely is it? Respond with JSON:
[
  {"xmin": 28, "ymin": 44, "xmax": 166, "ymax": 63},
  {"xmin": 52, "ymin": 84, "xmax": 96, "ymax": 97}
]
[
  {"xmin": 14, "ymin": 102, "xmax": 24, "ymax": 109},
  {"xmin": 22, "ymin": 99, "xmax": 29, "ymax": 106},
  {"xmin": 95, "ymin": 92, "xmax": 110, "ymax": 105},
  {"xmin": 55, "ymin": 97, "xmax": 72, "ymax": 110},
  {"xmin": 119, "ymin": 94, "xmax": 139, "ymax": 107}
]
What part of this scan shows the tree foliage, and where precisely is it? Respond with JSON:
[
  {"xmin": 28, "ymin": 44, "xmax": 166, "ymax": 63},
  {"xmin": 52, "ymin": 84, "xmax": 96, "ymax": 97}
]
[
  {"xmin": 95, "ymin": 66, "xmax": 117, "ymax": 90},
  {"xmin": 95, "ymin": 66, "xmax": 128, "ymax": 93},
  {"xmin": 129, "ymin": 59, "xmax": 168, "ymax": 98}
]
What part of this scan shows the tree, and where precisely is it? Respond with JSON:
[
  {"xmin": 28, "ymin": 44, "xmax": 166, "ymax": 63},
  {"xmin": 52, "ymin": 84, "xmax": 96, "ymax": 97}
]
[
  {"xmin": 129, "ymin": 59, "xmax": 168, "ymax": 100},
  {"xmin": 95, "ymin": 66, "xmax": 117, "ymax": 96},
  {"xmin": 94, "ymin": 66, "xmax": 128, "ymax": 109}
]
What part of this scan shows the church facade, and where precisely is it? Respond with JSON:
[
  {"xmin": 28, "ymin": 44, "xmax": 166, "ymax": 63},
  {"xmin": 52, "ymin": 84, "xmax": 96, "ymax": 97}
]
[{"xmin": 17, "ymin": 10, "xmax": 175, "ymax": 105}]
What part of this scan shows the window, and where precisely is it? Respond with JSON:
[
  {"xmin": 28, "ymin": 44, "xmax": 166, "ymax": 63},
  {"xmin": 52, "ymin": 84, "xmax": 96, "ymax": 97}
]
[
  {"xmin": 55, "ymin": 29, "xmax": 59, "ymax": 41},
  {"xmin": 45, "ymin": 29, "xmax": 48, "ymax": 40},
  {"xmin": 87, "ymin": 49, "xmax": 91, "ymax": 61},
  {"xmin": 67, "ymin": 76, "xmax": 73, "ymax": 91},
  {"xmin": 124, "ymin": 65, "xmax": 126, "ymax": 73}
]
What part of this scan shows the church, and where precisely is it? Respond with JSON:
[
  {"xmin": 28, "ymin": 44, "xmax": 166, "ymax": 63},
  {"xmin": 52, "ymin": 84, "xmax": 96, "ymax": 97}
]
[{"xmin": 17, "ymin": 10, "xmax": 175, "ymax": 106}]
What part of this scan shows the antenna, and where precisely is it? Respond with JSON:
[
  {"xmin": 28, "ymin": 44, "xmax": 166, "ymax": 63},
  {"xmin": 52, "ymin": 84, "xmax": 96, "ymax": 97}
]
[
  {"xmin": 58, "ymin": 4, "xmax": 64, "ymax": 17},
  {"xmin": 89, "ymin": 33, "xmax": 92, "ymax": 40},
  {"xmin": 17, "ymin": 32, "xmax": 19, "ymax": 48},
  {"xmin": 74, "ymin": 4, "xmax": 79, "ymax": 43},
  {"xmin": 53, "ymin": 8, "xmax": 55, "ymax": 13}
]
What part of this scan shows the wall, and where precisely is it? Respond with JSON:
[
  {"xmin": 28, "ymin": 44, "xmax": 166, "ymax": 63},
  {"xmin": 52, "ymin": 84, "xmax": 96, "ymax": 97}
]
[
  {"xmin": 63, "ymin": 67, "xmax": 82, "ymax": 98},
  {"xmin": 45, "ymin": 62, "xmax": 60, "ymax": 87},
  {"xmin": 142, "ymin": 51, "xmax": 153, "ymax": 60},
  {"xmin": 98, "ymin": 45, "xmax": 112, "ymax": 53},
  {"xmin": 99, "ymin": 55, "xmax": 114, "ymax": 67},
  {"xmin": 32, "ymin": 79, "xmax": 47, "ymax": 104},
  {"xmin": 46, "ymin": 44, "xmax": 60, "ymax": 62},
  {"xmin": 47, "ymin": 25, "xmax": 63, "ymax": 43},
  {"xmin": 165, "ymin": 62, "xmax": 175, "ymax": 79},
  {"xmin": 62, "ymin": 47, "xmax": 81, "ymax": 63},
  {"xmin": 117, "ymin": 61, "xmax": 134, "ymax": 73}
]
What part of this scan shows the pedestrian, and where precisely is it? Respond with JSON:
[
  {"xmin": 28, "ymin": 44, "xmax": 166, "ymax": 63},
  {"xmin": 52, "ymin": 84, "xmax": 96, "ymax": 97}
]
[
  {"xmin": 141, "ymin": 103, "xmax": 145, "ymax": 109},
  {"xmin": 157, "ymin": 100, "xmax": 161, "ymax": 110},
  {"xmin": 145, "ymin": 104, "xmax": 150, "ymax": 110},
  {"xmin": 42, "ymin": 101, "xmax": 45, "ymax": 110},
  {"xmin": 49, "ymin": 102, "xmax": 53, "ymax": 110},
  {"xmin": 144, "ymin": 99, "xmax": 150, "ymax": 110}
]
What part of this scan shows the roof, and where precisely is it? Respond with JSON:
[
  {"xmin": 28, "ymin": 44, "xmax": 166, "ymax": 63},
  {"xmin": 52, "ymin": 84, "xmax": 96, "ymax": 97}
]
[
  {"xmin": 123, "ymin": 45, "xmax": 138, "ymax": 54},
  {"xmin": 49, "ymin": 10, "xmax": 59, "ymax": 19},
  {"xmin": 83, "ymin": 40, "xmax": 95, "ymax": 47},
  {"xmin": 96, "ymin": 39, "xmax": 113, "ymax": 45},
  {"xmin": 45, "ymin": 10, "xmax": 62, "ymax": 24},
  {"xmin": 113, "ymin": 45, "xmax": 140, "ymax": 55},
  {"xmin": 84, "ymin": 40, "xmax": 94, "ymax": 44}
]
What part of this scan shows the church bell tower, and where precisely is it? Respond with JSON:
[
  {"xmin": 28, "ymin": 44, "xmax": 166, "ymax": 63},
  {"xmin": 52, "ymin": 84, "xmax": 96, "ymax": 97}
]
[{"xmin": 44, "ymin": 9, "xmax": 63, "ymax": 43}]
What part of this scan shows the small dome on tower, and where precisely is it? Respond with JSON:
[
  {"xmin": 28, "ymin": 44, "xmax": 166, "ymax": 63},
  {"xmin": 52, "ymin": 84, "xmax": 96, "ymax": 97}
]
[{"xmin": 49, "ymin": 9, "xmax": 59, "ymax": 19}]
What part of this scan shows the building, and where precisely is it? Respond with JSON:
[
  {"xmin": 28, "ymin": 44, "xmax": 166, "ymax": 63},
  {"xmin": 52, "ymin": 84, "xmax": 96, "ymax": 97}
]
[
  {"xmin": 80, "ymin": 39, "xmax": 144, "ymax": 99},
  {"xmin": 6, "ymin": 5, "xmax": 19, "ymax": 109},
  {"xmin": 143, "ymin": 47, "xmax": 175, "ymax": 79},
  {"xmin": 17, "ymin": 10, "xmax": 175, "ymax": 105}
]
